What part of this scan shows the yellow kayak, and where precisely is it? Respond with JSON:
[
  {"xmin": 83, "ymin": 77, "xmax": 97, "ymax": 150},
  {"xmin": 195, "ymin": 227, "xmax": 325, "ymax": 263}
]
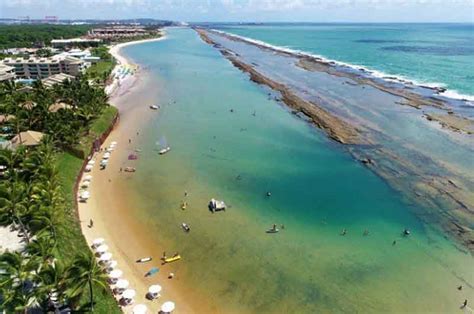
[{"xmin": 164, "ymin": 255, "xmax": 181, "ymax": 263}]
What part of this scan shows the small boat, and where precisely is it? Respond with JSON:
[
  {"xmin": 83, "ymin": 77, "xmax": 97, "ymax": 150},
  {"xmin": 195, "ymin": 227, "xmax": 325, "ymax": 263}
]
[
  {"xmin": 181, "ymin": 223, "xmax": 190, "ymax": 232},
  {"xmin": 163, "ymin": 255, "xmax": 181, "ymax": 264},
  {"xmin": 150, "ymin": 105, "xmax": 159, "ymax": 110},
  {"xmin": 136, "ymin": 257, "xmax": 152, "ymax": 263},
  {"xmin": 124, "ymin": 167, "xmax": 136, "ymax": 172},
  {"xmin": 209, "ymin": 198, "xmax": 226, "ymax": 213},
  {"xmin": 159, "ymin": 147, "xmax": 171, "ymax": 155},
  {"xmin": 145, "ymin": 267, "xmax": 159, "ymax": 277},
  {"xmin": 266, "ymin": 224, "xmax": 279, "ymax": 234}
]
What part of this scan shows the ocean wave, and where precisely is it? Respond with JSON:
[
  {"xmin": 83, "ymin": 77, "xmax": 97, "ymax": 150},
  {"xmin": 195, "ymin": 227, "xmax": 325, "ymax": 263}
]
[{"xmin": 211, "ymin": 29, "xmax": 474, "ymax": 105}]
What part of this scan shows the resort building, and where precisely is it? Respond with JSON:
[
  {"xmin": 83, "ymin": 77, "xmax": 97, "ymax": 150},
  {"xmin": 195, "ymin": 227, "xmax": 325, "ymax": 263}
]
[
  {"xmin": 41, "ymin": 73, "xmax": 75, "ymax": 88},
  {"xmin": 2, "ymin": 55, "xmax": 87, "ymax": 79},
  {"xmin": 0, "ymin": 64, "xmax": 16, "ymax": 81},
  {"xmin": 9, "ymin": 130, "xmax": 44, "ymax": 149},
  {"xmin": 51, "ymin": 38, "xmax": 102, "ymax": 48},
  {"xmin": 89, "ymin": 26, "xmax": 149, "ymax": 39},
  {"xmin": 56, "ymin": 49, "xmax": 101, "ymax": 64}
]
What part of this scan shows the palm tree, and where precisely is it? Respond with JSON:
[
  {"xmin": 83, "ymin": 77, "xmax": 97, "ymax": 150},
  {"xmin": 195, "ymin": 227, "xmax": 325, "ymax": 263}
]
[
  {"xmin": 0, "ymin": 252, "xmax": 42, "ymax": 313},
  {"xmin": 0, "ymin": 178, "xmax": 31, "ymax": 244},
  {"xmin": 65, "ymin": 253, "xmax": 108, "ymax": 311}
]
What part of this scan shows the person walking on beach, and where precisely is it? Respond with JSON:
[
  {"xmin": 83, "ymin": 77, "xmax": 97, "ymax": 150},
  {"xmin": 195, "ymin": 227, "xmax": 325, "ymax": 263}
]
[
  {"xmin": 88, "ymin": 219, "xmax": 93, "ymax": 228},
  {"xmin": 461, "ymin": 299, "xmax": 468, "ymax": 309}
]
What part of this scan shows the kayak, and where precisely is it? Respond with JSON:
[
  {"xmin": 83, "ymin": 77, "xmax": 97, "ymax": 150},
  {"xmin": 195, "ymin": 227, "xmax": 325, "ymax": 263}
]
[
  {"xmin": 136, "ymin": 257, "xmax": 152, "ymax": 263},
  {"xmin": 266, "ymin": 228, "xmax": 279, "ymax": 234},
  {"xmin": 163, "ymin": 255, "xmax": 181, "ymax": 263},
  {"xmin": 145, "ymin": 267, "xmax": 159, "ymax": 277}
]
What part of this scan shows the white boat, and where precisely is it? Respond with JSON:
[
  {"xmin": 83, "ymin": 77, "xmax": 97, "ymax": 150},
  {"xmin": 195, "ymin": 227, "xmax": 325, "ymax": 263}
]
[
  {"xmin": 159, "ymin": 147, "xmax": 171, "ymax": 155},
  {"xmin": 150, "ymin": 105, "xmax": 159, "ymax": 110},
  {"xmin": 209, "ymin": 198, "xmax": 226, "ymax": 212},
  {"xmin": 181, "ymin": 223, "xmax": 190, "ymax": 232}
]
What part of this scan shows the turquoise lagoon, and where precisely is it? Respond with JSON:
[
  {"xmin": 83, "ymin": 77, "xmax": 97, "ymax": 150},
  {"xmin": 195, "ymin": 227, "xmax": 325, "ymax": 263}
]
[{"xmin": 120, "ymin": 28, "xmax": 473, "ymax": 313}]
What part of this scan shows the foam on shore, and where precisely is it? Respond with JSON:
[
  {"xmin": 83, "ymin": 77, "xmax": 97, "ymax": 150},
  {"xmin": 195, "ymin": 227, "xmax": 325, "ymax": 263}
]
[{"xmin": 210, "ymin": 29, "xmax": 474, "ymax": 104}]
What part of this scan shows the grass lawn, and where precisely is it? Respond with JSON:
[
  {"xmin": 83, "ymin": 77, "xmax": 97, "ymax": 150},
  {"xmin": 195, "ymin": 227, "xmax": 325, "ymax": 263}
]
[
  {"xmin": 86, "ymin": 60, "xmax": 115, "ymax": 82},
  {"xmin": 54, "ymin": 107, "xmax": 121, "ymax": 313},
  {"xmin": 75, "ymin": 106, "xmax": 118, "ymax": 157}
]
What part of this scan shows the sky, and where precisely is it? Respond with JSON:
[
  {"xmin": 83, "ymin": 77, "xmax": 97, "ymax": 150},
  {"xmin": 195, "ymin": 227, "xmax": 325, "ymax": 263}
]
[{"xmin": 0, "ymin": 0, "xmax": 473, "ymax": 22}]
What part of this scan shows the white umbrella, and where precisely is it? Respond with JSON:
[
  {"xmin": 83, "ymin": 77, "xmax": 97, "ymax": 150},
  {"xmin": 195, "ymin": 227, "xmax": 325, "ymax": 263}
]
[
  {"xmin": 84, "ymin": 175, "xmax": 93, "ymax": 180},
  {"xmin": 132, "ymin": 304, "xmax": 147, "ymax": 314},
  {"xmin": 122, "ymin": 289, "xmax": 136, "ymax": 299},
  {"xmin": 115, "ymin": 279, "xmax": 129, "ymax": 289},
  {"xmin": 161, "ymin": 301, "xmax": 175, "ymax": 313},
  {"xmin": 99, "ymin": 252, "xmax": 112, "ymax": 262},
  {"xmin": 92, "ymin": 238, "xmax": 104, "ymax": 247},
  {"xmin": 79, "ymin": 191, "xmax": 90, "ymax": 200},
  {"xmin": 103, "ymin": 153, "xmax": 111, "ymax": 159},
  {"xmin": 81, "ymin": 181, "xmax": 90, "ymax": 188},
  {"xmin": 84, "ymin": 165, "xmax": 93, "ymax": 172},
  {"xmin": 106, "ymin": 147, "xmax": 114, "ymax": 152},
  {"xmin": 148, "ymin": 285, "xmax": 162, "ymax": 294},
  {"xmin": 95, "ymin": 244, "xmax": 108, "ymax": 253},
  {"xmin": 107, "ymin": 260, "xmax": 118, "ymax": 269},
  {"xmin": 109, "ymin": 269, "xmax": 123, "ymax": 279},
  {"xmin": 87, "ymin": 160, "xmax": 95, "ymax": 165},
  {"xmin": 111, "ymin": 141, "xmax": 117, "ymax": 145}
]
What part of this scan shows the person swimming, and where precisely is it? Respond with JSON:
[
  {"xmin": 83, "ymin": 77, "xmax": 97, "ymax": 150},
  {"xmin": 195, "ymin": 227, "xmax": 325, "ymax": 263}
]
[{"xmin": 341, "ymin": 228, "xmax": 347, "ymax": 236}]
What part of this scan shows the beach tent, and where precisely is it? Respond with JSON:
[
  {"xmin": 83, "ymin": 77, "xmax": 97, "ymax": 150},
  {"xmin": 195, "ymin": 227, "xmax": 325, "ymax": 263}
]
[
  {"xmin": 109, "ymin": 269, "xmax": 123, "ymax": 279},
  {"xmin": 95, "ymin": 244, "xmax": 108, "ymax": 253},
  {"xmin": 92, "ymin": 238, "xmax": 104, "ymax": 247},
  {"xmin": 99, "ymin": 252, "xmax": 112, "ymax": 263},
  {"xmin": 148, "ymin": 284, "xmax": 162, "ymax": 295},
  {"xmin": 115, "ymin": 279, "xmax": 129, "ymax": 290},
  {"xmin": 132, "ymin": 304, "xmax": 147, "ymax": 314},
  {"xmin": 122, "ymin": 289, "xmax": 136, "ymax": 299},
  {"xmin": 161, "ymin": 301, "xmax": 175, "ymax": 313}
]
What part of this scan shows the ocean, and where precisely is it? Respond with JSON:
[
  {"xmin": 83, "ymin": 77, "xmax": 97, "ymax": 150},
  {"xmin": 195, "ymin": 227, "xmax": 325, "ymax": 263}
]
[
  {"xmin": 120, "ymin": 27, "xmax": 474, "ymax": 312},
  {"xmin": 213, "ymin": 23, "xmax": 474, "ymax": 101}
]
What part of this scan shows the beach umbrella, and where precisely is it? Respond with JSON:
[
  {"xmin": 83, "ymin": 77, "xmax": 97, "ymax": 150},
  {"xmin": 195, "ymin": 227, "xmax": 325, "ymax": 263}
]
[
  {"xmin": 87, "ymin": 160, "xmax": 95, "ymax": 165},
  {"xmin": 109, "ymin": 269, "xmax": 123, "ymax": 279},
  {"xmin": 132, "ymin": 304, "xmax": 147, "ymax": 314},
  {"xmin": 103, "ymin": 153, "xmax": 111, "ymax": 159},
  {"xmin": 84, "ymin": 174, "xmax": 93, "ymax": 180},
  {"xmin": 110, "ymin": 141, "xmax": 117, "ymax": 146},
  {"xmin": 108, "ymin": 260, "xmax": 118, "ymax": 269},
  {"xmin": 106, "ymin": 147, "xmax": 114, "ymax": 152},
  {"xmin": 148, "ymin": 284, "xmax": 162, "ymax": 295},
  {"xmin": 95, "ymin": 244, "xmax": 108, "ymax": 253},
  {"xmin": 84, "ymin": 165, "xmax": 93, "ymax": 172},
  {"xmin": 79, "ymin": 191, "xmax": 90, "ymax": 200},
  {"xmin": 99, "ymin": 252, "xmax": 112, "ymax": 262},
  {"xmin": 81, "ymin": 181, "xmax": 90, "ymax": 188},
  {"xmin": 122, "ymin": 289, "xmax": 136, "ymax": 299},
  {"xmin": 161, "ymin": 301, "xmax": 175, "ymax": 313},
  {"xmin": 115, "ymin": 279, "xmax": 129, "ymax": 290},
  {"xmin": 92, "ymin": 238, "xmax": 104, "ymax": 246}
]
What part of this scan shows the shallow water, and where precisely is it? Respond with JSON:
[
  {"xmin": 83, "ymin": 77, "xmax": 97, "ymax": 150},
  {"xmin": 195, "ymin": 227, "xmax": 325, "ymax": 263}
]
[{"xmin": 121, "ymin": 28, "xmax": 473, "ymax": 313}]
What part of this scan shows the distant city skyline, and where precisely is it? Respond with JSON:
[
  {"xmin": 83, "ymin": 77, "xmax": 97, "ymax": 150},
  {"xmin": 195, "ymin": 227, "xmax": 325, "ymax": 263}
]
[{"xmin": 0, "ymin": 0, "xmax": 473, "ymax": 23}]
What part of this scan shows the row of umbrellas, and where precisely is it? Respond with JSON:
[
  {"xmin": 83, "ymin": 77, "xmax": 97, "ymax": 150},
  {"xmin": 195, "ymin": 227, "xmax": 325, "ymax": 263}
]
[{"xmin": 92, "ymin": 237, "xmax": 175, "ymax": 313}]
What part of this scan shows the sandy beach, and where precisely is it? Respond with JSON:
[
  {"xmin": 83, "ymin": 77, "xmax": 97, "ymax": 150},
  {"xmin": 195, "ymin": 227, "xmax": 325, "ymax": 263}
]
[{"xmin": 77, "ymin": 35, "xmax": 211, "ymax": 313}]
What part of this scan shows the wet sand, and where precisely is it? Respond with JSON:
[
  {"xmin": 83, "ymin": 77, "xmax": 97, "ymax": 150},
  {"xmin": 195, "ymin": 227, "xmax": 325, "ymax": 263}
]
[{"xmin": 77, "ymin": 38, "xmax": 215, "ymax": 313}]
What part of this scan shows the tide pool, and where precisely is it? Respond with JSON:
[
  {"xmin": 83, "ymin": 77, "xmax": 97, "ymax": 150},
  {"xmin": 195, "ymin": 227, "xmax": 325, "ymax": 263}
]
[{"xmin": 121, "ymin": 28, "xmax": 473, "ymax": 313}]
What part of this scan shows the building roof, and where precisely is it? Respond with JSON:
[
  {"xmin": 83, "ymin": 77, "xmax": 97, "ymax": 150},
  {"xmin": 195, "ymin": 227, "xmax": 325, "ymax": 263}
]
[
  {"xmin": 48, "ymin": 101, "xmax": 72, "ymax": 113},
  {"xmin": 0, "ymin": 114, "xmax": 15, "ymax": 124},
  {"xmin": 51, "ymin": 38, "xmax": 102, "ymax": 44},
  {"xmin": 42, "ymin": 73, "xmax": 75, "ymax": 88},
  {"xmin": 10, "ymin": 131, "xmax": 44, "ymax": 147},
  {"xmin": 2, "ymin": 55, "xmax": 83, "ymax": 65},
  {"xmin": 0, "ymin": 64, "xmax": 15, "ymax": 81}
]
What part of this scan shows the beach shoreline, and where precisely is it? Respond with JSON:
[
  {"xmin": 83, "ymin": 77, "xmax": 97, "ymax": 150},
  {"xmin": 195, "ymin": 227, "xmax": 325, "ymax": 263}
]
[{"xmin": 76, "ymin": 34, "xmax": 208, "ymax": 313}]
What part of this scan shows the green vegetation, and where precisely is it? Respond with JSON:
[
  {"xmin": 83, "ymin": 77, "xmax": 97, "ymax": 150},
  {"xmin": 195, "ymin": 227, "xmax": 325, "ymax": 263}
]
[
  {"xmin": 0, "ymin": 77, "xmax": 120, "ymax": 312},
  {"xmin": 86, "ymin": 46, "xmax": 116, "ymax": 84},
  {"xmin": 0, "ymin": 25, "xmax": 92, "ymax": 49}
]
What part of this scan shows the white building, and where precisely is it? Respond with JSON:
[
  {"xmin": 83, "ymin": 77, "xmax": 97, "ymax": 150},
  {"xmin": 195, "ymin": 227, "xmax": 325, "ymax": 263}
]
[
  {"xmin": 0, "ymin": 64, "xmax": 16, "ymax": 82},
  {"xmin": 2, "ymin": 55, "xmax": 87, "ymax": 79},
  {"xmin": 51, "ymin": 38, "xmax": 102, "ymax": 48},
  {"xmin": 57, "ymin": 49, "xmax": 100, "ymax": 64}
]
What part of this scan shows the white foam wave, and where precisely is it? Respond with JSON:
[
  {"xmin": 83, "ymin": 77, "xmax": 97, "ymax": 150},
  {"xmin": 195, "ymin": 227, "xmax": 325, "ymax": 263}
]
[{"xmin": 211, "ymin": 29, "xmax": 474, "ymax": 104}]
